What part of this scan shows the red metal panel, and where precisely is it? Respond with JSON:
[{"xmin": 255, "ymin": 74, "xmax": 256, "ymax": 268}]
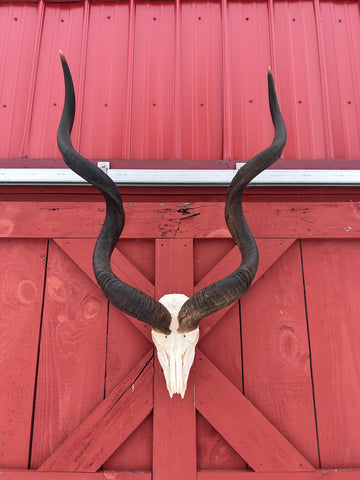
[
  {"xmin": 320, "ymin": 1, "xmax": 360, "ymax": 159},
  {"xmin": 274, "ymin": 0, "xmax": 329, "ymax": 160},
  {"xmin": 1, "ymin": 0, "xmax": 360, "ymax": 165},
  {"xmin": 180, "ymin": 0, "xmax": 223, "ymax": 160},
  {"xmin": 0, "ymin": 4, "xmax": 39, "ymax": 157}
]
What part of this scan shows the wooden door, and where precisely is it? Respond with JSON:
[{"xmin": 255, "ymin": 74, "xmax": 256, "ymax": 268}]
[{"xmin": 0, "ymin": 188, "xmax": 359, "ymax": 479}]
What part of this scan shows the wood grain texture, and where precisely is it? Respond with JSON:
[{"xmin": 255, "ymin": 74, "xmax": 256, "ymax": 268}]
[
  {"xmin": 0, "ymin": 470, "xmax": 358, "ymax": 480},
  {"xmin": 197, "ymin": 239, "xmax": 295, "ymax": 338},
  {"xmin": 37, "ymin": 351, "xmax": 153, "ymax": 472},
  {"xmin": 30, "ymin": 241, "xmax": 108, "ymax": 468},
  {"xmin": 196, "ymin": 351, "xmax": 315, "ymax": 472},
  {"xmin": 302, "ymin": 239, "xmax": 360, "ymax": 469},
  {"xmin": 0, "ymin": 473, "xmax": 151, "ymax": 480},
  {"xmin": 153, "ymin": 239, "xmax": 197, "ymax": 480},
  {"xmin": 198, "ymin": 302, "xmax": 246, "ymax": 470},
  {"xmin": 0, "ymin": 239, "xmax": 47, "ymax": 469},
  {"xmin": 0, "ymin": 201, "xmax": 359, "ymax": 239},
  {"xmin": 241, "ymin": 241, "xmax": 319, "ymax": 467},
  {"xmin": 103, "ymin": 240, "xmax": 154, "ymax": 472},
  {"xmin": 198, "ymin": 472, "xmax": 360, "ymax": 480},
  {"xmin": 55, "ymin": 238, "xmax": 153, "ymax": 341}
]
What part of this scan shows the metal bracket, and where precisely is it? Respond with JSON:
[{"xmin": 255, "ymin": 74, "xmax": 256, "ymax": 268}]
[
  {"xmin": 236, "ymin": 163, "xmax": 245, "ymax": 170},
  {"xmin": 97, "ymin": 162, "xmax": 110, "ymax": 174}
]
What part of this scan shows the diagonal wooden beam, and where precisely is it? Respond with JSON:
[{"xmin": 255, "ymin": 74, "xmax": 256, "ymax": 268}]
[
  {"xmin": 37, "ymin": 350, "xmax": 154, "ymax": 472},
  {"xmin": 55, "ymin": 238, "xmax": 153, "ymax": 341},
  {"xmin": 196, "ymin": 350, "xmax": 315, "ymax": 473},
  {"xmin": 198, "ymin": 239, "xmax": 295, "ymax": 338}
]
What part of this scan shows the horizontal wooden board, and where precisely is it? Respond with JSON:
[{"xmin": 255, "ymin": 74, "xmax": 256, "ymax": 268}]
[
  {"xmin": 0, "ymin": 473, "xmax": 151, "ymax": 480},
  {"xmin": 0, "ymin": 201, "xmax": 358, "ymax": 239},
  {"xmin": 0, "ymin": 470, "xmax": 359, "ymax": 479},
  {"xmin": 198, "ymin": 472, "xmax": 360, "ymax": 480}
]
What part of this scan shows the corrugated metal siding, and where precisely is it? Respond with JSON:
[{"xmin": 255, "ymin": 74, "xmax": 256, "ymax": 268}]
[{"xmin": 0, "ymin": 0, "xmax": 359, "ymax": 165}]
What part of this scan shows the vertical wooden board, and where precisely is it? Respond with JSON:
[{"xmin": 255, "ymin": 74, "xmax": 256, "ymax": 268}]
[
  {"xmin": 153, "ymin": 239, "xmax": 196, "ymax": 480},
  {"xmin": 80, "ymin": 2, "xmax": 130, "ymax": 160},
  {"xmin": 241, "ymin": 241, "xmax": 319, "ymax": 468},
  {"xmin": 103, "ymin": 306, "xmax": 152, "ymax": 471},
  {"xmin": 104, "ymin": 239, "xmax": 155, "ymax": 470},
  {"xmin": 131, "ymin": 2, "xmax": 175, "ymax": 160},
  {"xmin": 197, "ymin": 304, "xmax": 246, "ymax": 470},
  {"xmin": 30, "ymin": 241, "xmax": 108, "ymax": 468},
  {"xmin": 196, "ymin": 413, "xmax": 246, "ymax": 471},
  {"xmin": 228, "ymin": 0, "xmax": 271, "ymax": 161},
  {"xmin": 302, "ymin": 239, "xmax": 360, "ymax": 469},
  {"xmin": 181, "ymin": 1, "xmax": 222, "ymax": 160},
  {"xmin": 0, "ymin": 239, "xmax": 47, "ymax": 468}
]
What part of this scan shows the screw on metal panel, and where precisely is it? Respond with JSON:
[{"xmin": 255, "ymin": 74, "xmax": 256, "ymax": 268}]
[
  {"xmin": 153, "ymin": 17, "xmax": 157, "ymax": 20},
  {"xmin": 61, "ymin": 19, "xmax": 64, "ymax": 23},
  {"xmin": 298, "ymin": 100, "xmax": 302, "ymax": 104},
  {"xmin": 348, "ymin": 100, "xmax": 352, "ymax": 104},
  {"xmin": 198, "ymin": 16, "xmax": 202, "ymax": 20},
  {"xmin": 107, "ymin": 16, "xmax": 111, "ymax": 19},
  {"xmin": 245, "ymin": 17, "xmax": 249, "ymax": 21},
  {"xmin": 249, "ymin": 99, "xmax": 253, "ymax": 103},
  {"xmin": 97, "ymin": 162, "xmax": 110, "ymax": 174},
  {"xmin": 338, "ymin": 18, "xmax": 342, "ymax": 22},
  {"xmin": 292, "ymin": 18, "xmax": 296, "ymax": 21},
  {"xmin": 14, "ymin": 17, "xmax": 18, "ymax": 21}
]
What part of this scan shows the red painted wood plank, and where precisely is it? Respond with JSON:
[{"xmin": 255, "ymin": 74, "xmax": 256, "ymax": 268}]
[
  {"xmin": 1, "ymin": 201, "xmax": 359, "ymax": 240},
  {"xmin": 30, "ymin": 241, "xmax": 108, "ymax": 468},
  {"xmin": 196, "ymin": 351, "xmax": 315, "ymax": 472},
  {"xmin": 55, "ymin": 238, "xmax": 153, "ymax": 341},
  {"xmin": 241, "ymin": 241, "xmax": 319, "ymax": 467},
  {"xmin": 302, "ymin": 239, "xmax": 360, "ymax": 469},
  {"xmin": 198, "ymin": 305, "xmax": 246, "ymax": 470},
  {"xmin": 197, "ymin": 239, "xmax": 295, "ymax": 338},
  {"xmin": 37, "ymin": 350, "xmax": 153, "ymax": 472},
  {"xmin": 104, "ymin": 243, "xmax": 153, "ymax": 472},
  {"xmin": 1, "ymin": 470, "xmax": 359, "ymax": 480},
  {"xmin": 0, "ymin": 239, "xmax": 47, "ymax": 469},
  {"xmin": 0, "ymin": 472, "xmax": 151, "ymax": 480},
  {"xmin": 198, "ymin": 472, "xmax": 360, "ymax": 480},
  {"xmin": 153, "ymin": 239, "xmax": 196, "ymax": 480}
]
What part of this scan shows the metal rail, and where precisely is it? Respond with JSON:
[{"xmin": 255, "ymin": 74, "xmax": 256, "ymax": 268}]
[{"xmin": 0, "ymin": 165, "xmax": 358, "ymax": 187}]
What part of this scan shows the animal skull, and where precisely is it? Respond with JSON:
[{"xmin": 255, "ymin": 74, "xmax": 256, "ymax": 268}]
[
  {"xmin": 152, "ymin": 294, "xmax": 199, "ymax": 398},
  {"xmin": 57, "ymin": 52, "xmax": 286, "ymax": 399}
]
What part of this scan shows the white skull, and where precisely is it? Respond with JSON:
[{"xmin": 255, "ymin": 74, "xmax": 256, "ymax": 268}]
[{"xmin": 151, "ymin": 294, "xmax": 199, "ymax": 398}]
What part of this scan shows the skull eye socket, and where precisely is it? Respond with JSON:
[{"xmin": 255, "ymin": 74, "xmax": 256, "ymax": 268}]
[
  {"xmin": 165, "ymin": 335, "xmax": 168, "ymax": 339},
  {"xmin": 183, "ymin": 335, "xmax": 186, "ymax": 338}
]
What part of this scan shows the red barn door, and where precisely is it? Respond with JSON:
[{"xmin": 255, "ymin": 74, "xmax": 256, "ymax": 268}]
[{"xmin": 0, "ymin": 188, "xmax": 359, "ymax": 479}]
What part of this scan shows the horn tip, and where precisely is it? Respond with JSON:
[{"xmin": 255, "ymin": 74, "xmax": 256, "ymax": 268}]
[
  {"xmin": 59, "ymin": 49, "xmax": 66, "ymax": 62},
  {"xmin": 268, "ymin": 66, "xmax": 272, "ymax": 76}
]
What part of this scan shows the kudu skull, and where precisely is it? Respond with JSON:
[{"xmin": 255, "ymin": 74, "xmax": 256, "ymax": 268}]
[{"xmin": 57, "ymin": 52, "xmax": 286, "ymax": 398}]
